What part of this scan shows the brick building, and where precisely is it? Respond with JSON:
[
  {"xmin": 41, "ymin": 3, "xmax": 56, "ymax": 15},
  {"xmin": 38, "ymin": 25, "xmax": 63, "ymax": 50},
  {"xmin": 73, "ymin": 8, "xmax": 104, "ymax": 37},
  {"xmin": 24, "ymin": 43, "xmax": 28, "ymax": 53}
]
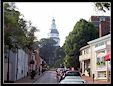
[{"xmin": 89, "ymin": 16, "xmax": 110, "ymax": 37}]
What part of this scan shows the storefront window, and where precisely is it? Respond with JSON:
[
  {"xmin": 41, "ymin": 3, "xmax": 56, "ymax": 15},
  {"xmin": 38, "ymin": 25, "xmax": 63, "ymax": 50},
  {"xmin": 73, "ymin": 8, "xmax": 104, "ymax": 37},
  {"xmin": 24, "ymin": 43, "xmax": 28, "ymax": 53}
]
[
  {"xmin": 96, "ymin": 50, "xmax": 106, "ymax": 67},
  {"xmin": 98, "ymin": 71, "xmax": 106, "ymax": 78},
  {"xmin": 96, "ymin": 57, "xmax": 105, "ymax": 66}
]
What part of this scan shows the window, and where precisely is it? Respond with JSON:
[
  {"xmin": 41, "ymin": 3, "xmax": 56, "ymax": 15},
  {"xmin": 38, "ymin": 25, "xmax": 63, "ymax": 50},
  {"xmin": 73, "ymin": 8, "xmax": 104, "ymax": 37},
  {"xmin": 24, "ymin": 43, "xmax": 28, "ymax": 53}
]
[
  {"xmin": 96, "ymin": 56, "xmax": 105, "ymax": 66},
  {"xmin": 80, "ymin": 51, "xmax": 82, "ymax": 55},
  {"xmin": 92, "ymin": 21, "xmax": 99, "ymax": 27},
  {"xmin": 97, "ymin": 50, "xmax": 105, "ymax": 53},
  {"xmin": 84, "ymin": 49, "xmax": 89, "ymax": 54},
  {"xmin": 84, "ymin": 50, "xmax": 85, "ymax": 54},
  {"xmin": 97, "ymin": 58, "xmax": 100, "ymax": 62},
  {"xmin": 99, "ymin": 16, "xmax": 105, "ymax": 21},
  {"xmin": 86, "ymin": 49, "xmax": 89, "ymax": 54},
  {"xmin": 95, "ymin": 42, "xmax": 105, "ymax": 48},
  {"xmin": 98, "ymin": 71, "xmax": 106, "ymax": 78}
]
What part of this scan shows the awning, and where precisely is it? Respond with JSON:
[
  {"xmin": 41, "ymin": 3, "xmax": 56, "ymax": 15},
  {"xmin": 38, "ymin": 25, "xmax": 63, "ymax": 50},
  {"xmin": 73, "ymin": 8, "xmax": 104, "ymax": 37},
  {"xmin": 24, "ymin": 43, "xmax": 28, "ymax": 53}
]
[{"xmin": 104, "ymin": 51, "xmax": 111, "ymax": 61}]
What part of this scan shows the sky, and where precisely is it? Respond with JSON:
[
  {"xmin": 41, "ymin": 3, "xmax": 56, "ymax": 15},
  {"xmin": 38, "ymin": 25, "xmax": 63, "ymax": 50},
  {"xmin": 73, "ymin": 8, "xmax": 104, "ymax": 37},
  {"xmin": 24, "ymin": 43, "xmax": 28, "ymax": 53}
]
[{"xmin": 15, "ymin": 2, "xmax": 110, "ymax": 47}]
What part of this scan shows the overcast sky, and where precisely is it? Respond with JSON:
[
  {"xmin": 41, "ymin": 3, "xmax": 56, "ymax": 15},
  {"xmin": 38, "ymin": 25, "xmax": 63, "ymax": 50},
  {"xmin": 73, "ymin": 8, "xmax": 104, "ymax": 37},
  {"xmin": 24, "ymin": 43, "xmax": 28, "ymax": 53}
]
[{"xmin": 15, "ymin": 2, "xmax": 110, "ymax": 47}]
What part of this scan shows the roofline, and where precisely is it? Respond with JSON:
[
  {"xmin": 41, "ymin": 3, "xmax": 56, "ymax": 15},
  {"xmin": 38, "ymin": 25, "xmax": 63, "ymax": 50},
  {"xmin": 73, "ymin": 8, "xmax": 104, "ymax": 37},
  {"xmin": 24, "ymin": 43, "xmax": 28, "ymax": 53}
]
[
  {"xmin": 80, "ymin": 45, "xmax": 90, "ymax": 51},
  {"xmin": 88, "ymin": 34, "xmax": 111, "ymax": 44}
]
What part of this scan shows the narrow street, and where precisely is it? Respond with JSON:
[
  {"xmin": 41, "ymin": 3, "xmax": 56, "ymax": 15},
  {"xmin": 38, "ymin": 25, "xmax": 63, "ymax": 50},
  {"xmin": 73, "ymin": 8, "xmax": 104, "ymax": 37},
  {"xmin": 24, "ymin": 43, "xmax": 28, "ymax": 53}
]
[{"xmin": 34, "ymin": 71, "xmax": 58, "ymax": 84}]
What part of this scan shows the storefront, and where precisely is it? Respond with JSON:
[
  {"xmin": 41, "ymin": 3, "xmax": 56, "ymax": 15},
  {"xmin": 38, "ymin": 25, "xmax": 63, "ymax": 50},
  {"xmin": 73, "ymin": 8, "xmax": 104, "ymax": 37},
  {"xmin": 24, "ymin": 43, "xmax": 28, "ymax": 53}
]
[
  {"xmin": 88, "ymin": 34, "xmax": 111, "ymax": 80},
  {"xmin": 96, "ymin": 49, "xmax": 107, "ymax": 79}
]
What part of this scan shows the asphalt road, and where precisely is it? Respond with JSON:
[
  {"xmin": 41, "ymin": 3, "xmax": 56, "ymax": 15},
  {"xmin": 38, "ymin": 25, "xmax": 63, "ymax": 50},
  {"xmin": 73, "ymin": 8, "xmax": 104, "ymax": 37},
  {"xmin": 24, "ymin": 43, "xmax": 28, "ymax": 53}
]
[{"xmin": 34, "ymin": 71, "xmax": 58, "ymax": 84}]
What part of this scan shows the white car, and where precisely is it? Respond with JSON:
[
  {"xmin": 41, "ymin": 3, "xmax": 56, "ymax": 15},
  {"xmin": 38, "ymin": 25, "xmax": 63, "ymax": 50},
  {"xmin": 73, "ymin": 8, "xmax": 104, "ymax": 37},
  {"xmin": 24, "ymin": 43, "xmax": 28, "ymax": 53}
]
[
  {"xmin": 60, "ymin": 71, "xmax": 86, "ymax": 84},
  {"xmin": 60, "ymin": 77, "xmax": 86, "ymax": 84}
]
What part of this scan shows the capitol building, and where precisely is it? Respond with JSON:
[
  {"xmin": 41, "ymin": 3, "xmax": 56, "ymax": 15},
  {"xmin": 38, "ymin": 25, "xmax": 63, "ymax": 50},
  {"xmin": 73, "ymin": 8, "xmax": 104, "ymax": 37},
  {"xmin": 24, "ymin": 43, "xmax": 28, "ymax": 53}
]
[{"xmin": 48, "ymin": 18, "xmax": 60, "ymax": 46}]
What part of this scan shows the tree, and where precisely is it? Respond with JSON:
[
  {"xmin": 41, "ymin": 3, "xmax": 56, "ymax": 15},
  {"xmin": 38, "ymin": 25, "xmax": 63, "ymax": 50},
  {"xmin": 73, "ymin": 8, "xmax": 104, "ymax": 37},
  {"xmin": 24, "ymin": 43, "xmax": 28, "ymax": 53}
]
[
  {"xmin": 53, "ymin": 59, "xmax": 64, "ymax": 68},
  {"xmin": 4, "ymin": 2, "xmax": 21, "ymax": 82},
  {"xmin": 53, "ymin": 47, "xmax": 65, "ymax": 68},
  {"xmin": 94, "ymin": 2, "xmax": 111, "ymax": 12},
  {"xmin": 39, "ymin": 38, "xmax": 57, "ymax": 66},
  {"xmin": 54, "ymin": 47, "xmax": 65, "ymax": 60},
  {"xmin": 4, "ymin": 2, "xmax": 21, "ymax": 50},
  {"xmin": 64, "ymin": 55, "xmax": 72, "ymax": 68},
  {"xmin": 63, "ymin": 19, "xmax": 98, "ymax": 68}
]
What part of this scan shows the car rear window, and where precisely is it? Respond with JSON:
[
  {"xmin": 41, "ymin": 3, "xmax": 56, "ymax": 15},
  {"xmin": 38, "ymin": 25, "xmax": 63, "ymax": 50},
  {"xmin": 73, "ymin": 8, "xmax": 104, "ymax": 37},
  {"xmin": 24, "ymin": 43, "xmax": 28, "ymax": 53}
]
[{"xmin": 65, "ymin": 72, "xmax": 80, "ymax": 76}]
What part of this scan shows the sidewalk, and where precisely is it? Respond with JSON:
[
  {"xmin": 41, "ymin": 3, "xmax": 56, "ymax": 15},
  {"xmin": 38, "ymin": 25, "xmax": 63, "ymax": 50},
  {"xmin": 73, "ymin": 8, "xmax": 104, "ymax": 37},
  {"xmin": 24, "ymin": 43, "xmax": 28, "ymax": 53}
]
[
  {"xmin": 14, "ymin": 72, "xmax": 46, "ymax": 83},
  {"xmin": 81, "ymin": 76, "xmax": 111, "ymax": 84}
]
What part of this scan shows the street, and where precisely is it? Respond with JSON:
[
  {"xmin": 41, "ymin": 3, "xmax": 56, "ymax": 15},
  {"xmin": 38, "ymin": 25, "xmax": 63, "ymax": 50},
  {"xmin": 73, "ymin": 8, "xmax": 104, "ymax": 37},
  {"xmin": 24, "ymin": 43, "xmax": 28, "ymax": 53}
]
[{"xmin": 34, "ymin": 71, "xmax": 58, "ymax": 84}]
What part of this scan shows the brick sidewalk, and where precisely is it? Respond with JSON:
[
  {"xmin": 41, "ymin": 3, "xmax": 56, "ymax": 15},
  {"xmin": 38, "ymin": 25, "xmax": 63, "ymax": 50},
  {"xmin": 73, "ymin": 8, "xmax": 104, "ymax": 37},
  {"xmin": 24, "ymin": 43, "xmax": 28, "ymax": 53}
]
[
  {"xmin": 81, "ymin": 76, "xmax": 111, "ymax": 84},
  {"xmin": 14, "ymin": 72, "xmax": 46, "ymax": 83}
]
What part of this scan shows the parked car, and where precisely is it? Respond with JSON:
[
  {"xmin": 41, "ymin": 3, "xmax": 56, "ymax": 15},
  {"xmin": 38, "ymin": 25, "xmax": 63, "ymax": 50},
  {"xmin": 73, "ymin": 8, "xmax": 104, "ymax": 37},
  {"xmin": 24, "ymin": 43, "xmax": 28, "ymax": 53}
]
[
  {"xmin": 60, "ymin": 79, "xmax": 86, "ymax": 84},
  {"xmin": 60, "ymin": 76, "xmax": 86, "ymax": 84},
  {"xmin": 64, "ymin": 71, "xmax": 81, "ymax": 77},
  {"xmin": 59, "ymin": 71, "xmax": 86, "ymax": 84}
]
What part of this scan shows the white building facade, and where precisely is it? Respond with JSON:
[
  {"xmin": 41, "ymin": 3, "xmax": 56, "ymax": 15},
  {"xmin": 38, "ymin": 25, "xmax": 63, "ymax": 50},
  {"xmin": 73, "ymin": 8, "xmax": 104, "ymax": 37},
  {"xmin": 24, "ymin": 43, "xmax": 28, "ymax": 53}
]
[
  {"xmin": 79, "ymin": 45, "xmax": 91, "ymax": 76},
  {"xmin": 79, "ymin": 34, "xmax": 111, "ymax": 80},
  {"xmin": 16, "ymin": 49, "xmax": 28, "ymax": 80},
  {"xmin": 88, "ymin": 34, "xmax": 111, "ymax": 80},
  {"xmin": 48, "ymin": 18, "xmax": 60, "ymax": 46},
  {"xmin": 4, "ymin": 49, "xmax": 28, "ymax": 82}
]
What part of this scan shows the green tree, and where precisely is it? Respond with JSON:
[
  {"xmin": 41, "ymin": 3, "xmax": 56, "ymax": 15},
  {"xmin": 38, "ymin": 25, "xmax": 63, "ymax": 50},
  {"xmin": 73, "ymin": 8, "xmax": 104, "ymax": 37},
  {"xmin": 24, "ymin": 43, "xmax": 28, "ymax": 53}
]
[
  {"xmin": 54, "ymin": 47, "xmax": 65, "ymax": 60},
  {"xmin": 53, "ymin": 47, "xmax": 65, "ymax": 68},
  {"xmin": 4, "ymin": 2, "xmax": 21, "ymax": 51},
  {"xmin": 94, "ymin": 2, "xmax": 111, "ymax": 12},
  {"xmin": 53, "ymin": 59, "xmax": 63, "ymax": 68},
  {"xmin": 39, "ymin": 38, "xmax": 57, "ymax": 66},
  {"xmin": 63, "ymin": 19, "xmax": 98, "ymax": 69},
  {"xmin": 4, "ymin": 2, "xmax": 39, "ymax": 60},
  {"xmin": 64, "ymin": 55, "xmax": 72, "ymax": 68}
]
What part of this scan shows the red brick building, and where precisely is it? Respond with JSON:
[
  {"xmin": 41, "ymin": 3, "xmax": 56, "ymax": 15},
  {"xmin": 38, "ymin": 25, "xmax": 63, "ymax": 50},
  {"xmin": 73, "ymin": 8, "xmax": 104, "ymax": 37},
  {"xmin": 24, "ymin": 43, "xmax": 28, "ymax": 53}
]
[{"xmin": 89, "ymin": 16, "xmax": 110, "ymax": 37}]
